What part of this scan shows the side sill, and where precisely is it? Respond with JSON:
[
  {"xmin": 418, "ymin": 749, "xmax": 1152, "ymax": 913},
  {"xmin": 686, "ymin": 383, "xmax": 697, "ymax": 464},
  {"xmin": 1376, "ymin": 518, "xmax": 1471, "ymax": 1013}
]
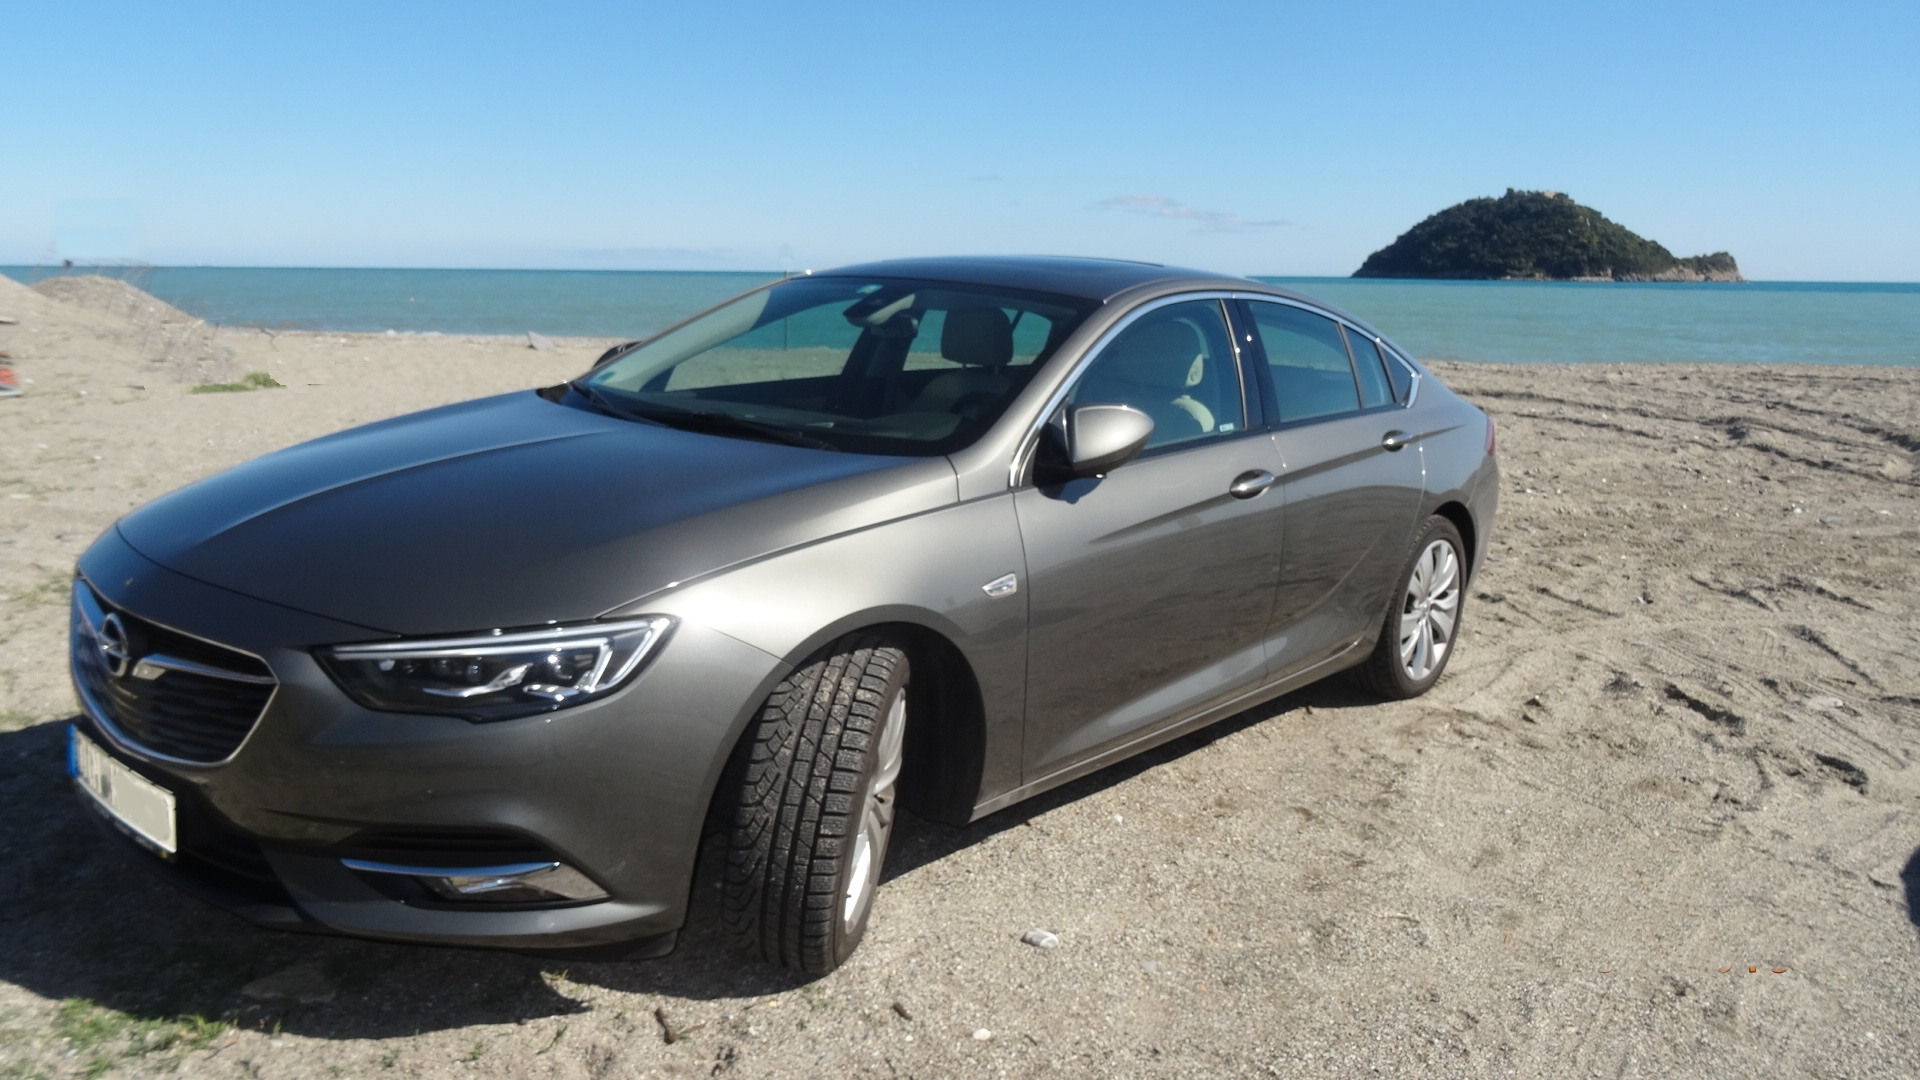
[{"xmin": 969, "ymin": 639, "xmax": 1362, "ymax": 821}]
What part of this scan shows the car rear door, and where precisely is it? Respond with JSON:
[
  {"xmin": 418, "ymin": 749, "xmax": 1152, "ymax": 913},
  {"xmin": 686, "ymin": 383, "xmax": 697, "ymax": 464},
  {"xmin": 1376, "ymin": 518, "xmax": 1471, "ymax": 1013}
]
[
  {"xmin": 1237, "ymin": 298, "xmax": 1427, "ymax": 677},
  {"xmin": 1014, "ymin": 297, "xmax": 1286, "ymax": 778}
]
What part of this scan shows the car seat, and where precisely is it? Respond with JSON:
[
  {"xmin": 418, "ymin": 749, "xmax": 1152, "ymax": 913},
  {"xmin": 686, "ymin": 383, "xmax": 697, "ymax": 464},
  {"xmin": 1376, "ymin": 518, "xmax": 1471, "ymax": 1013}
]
[
  {"xmin": 908, "ymin": 307, "xmax": 1015, "ymax": 414},
  {"xmin": 1075, "ymin": 318, "xmax": 1221, "ymax": 443}
]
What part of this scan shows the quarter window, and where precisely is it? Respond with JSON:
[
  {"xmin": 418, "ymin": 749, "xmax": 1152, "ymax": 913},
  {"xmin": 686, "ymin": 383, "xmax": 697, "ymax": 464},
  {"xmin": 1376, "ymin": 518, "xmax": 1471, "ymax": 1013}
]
[
  {"xmin": 1345, "ymin": 327, "xmax": 1395, "ymax": 409},
  {"xmin": 1381, "ymin": 344, "xmax": 1415, "ymax": 403},
  {"xmin": 1246, "ymin": 301, "xmax": 1361, "ymax": 423},
  {"xmin": 1069, "ymin": 300, "xmax": 1243, "ymax": 450}
]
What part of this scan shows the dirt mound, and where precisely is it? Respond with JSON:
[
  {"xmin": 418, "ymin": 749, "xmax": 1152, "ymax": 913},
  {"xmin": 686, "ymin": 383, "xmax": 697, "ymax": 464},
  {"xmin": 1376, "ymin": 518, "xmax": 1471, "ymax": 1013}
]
[
  {"xmin": 21, "ymin": 274, "xmax": 243, "ymax": 385},
  {"xmin": 32, "ymin": 274, "xmax": 198, "ymax": 329},
  {"xmin": 0, "ymin": 272, "xmax": 55, "ymax": 319}
]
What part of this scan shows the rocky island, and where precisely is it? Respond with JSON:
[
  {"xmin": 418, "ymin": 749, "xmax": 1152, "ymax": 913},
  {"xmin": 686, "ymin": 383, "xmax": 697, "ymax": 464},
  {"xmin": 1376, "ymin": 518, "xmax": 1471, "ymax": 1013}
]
[{"xmin": 1355, "ymin": 189, "xmax": 1742, "ymax": 281}]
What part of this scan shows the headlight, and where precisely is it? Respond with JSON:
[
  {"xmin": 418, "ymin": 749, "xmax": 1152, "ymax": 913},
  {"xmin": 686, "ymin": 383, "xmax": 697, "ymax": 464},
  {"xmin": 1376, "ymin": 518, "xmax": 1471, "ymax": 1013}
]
[{"xmin": 316, "ymin": 617, "xmax": 673, "ymax": 721}]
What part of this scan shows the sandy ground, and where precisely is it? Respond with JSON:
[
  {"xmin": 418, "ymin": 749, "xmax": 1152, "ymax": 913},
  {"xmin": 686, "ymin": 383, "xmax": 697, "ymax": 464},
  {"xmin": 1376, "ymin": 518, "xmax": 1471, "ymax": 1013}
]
[{"xmin": 1, "ymin": 275, "xmax": 1917, "ymax": 1079}]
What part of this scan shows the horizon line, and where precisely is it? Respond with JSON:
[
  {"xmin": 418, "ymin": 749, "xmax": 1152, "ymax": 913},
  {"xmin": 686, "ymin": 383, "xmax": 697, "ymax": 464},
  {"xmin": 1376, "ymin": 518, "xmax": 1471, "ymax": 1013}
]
[{"xmin": 2, "ymin": 264, "xmax": 1916, "ymax": 286}]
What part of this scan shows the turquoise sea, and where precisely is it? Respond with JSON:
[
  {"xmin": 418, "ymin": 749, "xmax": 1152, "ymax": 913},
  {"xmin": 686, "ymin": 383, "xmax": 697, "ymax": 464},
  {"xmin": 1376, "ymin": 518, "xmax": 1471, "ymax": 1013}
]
[{"xmin": 4, "ymin": 266, "xmax": 1916, "ymax": 367}]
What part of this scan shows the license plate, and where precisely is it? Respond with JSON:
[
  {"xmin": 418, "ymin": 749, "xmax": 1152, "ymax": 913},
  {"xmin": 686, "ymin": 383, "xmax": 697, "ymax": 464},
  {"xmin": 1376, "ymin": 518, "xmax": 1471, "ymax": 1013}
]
[{"xmin": 71, "ymin": 727, "xmax": 177, "ymax": 854}]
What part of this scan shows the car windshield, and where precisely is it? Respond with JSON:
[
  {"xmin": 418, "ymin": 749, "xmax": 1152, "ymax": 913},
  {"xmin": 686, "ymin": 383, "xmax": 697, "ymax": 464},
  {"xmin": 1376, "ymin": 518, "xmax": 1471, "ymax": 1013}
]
[{"xmin": 577, "ymin": 276, "xmax": 1097, "ymax": 455}]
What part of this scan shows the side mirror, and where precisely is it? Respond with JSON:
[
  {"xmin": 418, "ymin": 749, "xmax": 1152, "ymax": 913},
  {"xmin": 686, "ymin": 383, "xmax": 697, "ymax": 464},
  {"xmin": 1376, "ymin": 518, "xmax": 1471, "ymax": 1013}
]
[{"xmin": 1036, "ymin": 404, "xmax": 1154, "ymax": 484}]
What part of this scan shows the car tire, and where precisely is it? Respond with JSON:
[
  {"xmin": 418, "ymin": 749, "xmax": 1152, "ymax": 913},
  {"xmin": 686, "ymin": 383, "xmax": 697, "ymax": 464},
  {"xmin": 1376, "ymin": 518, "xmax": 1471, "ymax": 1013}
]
[
  {"xmin": 722, "ymin": 633, "xmax": 910, "ymax": 974},
  {"xmin": 1356, "ymin": 516, "xmax": 1467, "ymax": 700}
]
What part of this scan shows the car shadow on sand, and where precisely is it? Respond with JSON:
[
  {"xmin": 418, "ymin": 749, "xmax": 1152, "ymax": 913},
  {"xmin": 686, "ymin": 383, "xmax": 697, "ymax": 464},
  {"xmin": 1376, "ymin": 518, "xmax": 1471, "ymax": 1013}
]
[
  {"xmin": 876, "ymin": 679, "xmax": 1377, "ymax": 884},
  {"xmin": 1904, "ymin": 848, "xmax": 1920, "ymax": 932},
  {"xmin": 0, "ymin": 683, "xmax": 1366, "ymax": 1037}
]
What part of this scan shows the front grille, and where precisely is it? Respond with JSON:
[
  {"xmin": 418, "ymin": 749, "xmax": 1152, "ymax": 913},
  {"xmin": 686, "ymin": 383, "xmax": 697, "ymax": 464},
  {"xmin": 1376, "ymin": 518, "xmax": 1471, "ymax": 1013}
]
[{"xmin": 71, "ymin": 581, "xmax": 276, "ymax": 764}]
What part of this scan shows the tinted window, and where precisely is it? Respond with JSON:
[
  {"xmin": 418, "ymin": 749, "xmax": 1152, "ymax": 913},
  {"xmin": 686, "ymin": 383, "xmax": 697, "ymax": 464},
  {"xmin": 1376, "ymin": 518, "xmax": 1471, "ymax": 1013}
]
[
  {"xmin": 1345, "ymin": 327, "xmax": 1394, "ymax": 409},
  {"xmin": 1070, "ymin": 300, "xmax": 1243, "ymax": 450},
  {"xmin": 1381, "ymin": 344, "xmax": 1414, "ymax": 402},
  {"xmin": 1247, "ymin": 301, "xmax": 1360, "ymax": 422},
  {"xmin": 584, "ymin": 276, "xmax": 1095, "ymax": 455}
]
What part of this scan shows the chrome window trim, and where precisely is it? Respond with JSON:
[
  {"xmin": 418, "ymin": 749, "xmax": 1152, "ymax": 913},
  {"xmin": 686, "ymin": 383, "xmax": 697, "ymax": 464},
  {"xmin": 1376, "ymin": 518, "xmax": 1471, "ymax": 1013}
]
[
  {"xmin": 1008, "ymin": 291, "xmax": 1247, "ymax": 489},
  {"xmin": 1230, "ymin": 292, "xmax": 1423, "ymax": 409},
  {"xmin": 71, "ymin": 576, "xmax": 280, "ymax": 769}
]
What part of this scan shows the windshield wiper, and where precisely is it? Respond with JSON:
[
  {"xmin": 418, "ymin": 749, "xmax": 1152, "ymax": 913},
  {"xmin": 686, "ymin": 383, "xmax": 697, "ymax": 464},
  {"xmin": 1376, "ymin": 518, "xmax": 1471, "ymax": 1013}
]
[
  {"xmin": 570, "ymin": 384, "xmax": 839, "ymax": 451},
  {"xmin": 567, "ymin": 380, "xmax": 668, "ymax": 427}
]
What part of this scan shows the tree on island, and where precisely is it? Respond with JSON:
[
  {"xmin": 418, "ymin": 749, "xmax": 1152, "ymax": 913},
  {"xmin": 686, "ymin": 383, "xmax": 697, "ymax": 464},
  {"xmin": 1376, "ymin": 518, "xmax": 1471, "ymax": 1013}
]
[{"xmin": 1354, "ymin": 189, "xmax": 1741, "ymax": 281}]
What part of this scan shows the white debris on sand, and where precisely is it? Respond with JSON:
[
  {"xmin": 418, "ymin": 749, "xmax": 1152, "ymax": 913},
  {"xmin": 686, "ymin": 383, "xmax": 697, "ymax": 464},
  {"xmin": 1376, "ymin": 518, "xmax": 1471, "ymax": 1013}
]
[{"xmin": 1021, "ymin": 929, "xmax": 1060, "ymax": 949}]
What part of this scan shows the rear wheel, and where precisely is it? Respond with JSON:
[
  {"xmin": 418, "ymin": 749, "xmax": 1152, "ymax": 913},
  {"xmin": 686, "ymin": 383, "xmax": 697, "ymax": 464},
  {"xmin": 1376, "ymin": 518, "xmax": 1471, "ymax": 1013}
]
[
  {"xmin": 722, "ymin": 633, "xmax": 909, "ymax": 973},
  {"xmin": 1357, "ymin": 516, "xmax": 1466, "ymax": 700}
]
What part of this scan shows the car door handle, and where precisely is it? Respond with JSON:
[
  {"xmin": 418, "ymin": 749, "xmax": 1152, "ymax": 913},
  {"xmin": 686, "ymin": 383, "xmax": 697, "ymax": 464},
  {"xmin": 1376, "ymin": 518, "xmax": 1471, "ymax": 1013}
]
[
  {"xmin": 1381, "ymin": 430, "xmax": 1411, "ymax": 452},
  {"xmin": 1228, "ymin": 470, "xmax": 1277, "ymax": 499}
]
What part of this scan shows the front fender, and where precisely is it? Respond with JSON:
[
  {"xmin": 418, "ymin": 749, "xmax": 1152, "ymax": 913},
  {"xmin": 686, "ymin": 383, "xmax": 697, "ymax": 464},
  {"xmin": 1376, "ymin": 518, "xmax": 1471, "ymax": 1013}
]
[{"xmin": 616, "ymin": 493, "xmax": 1029, "ymax": 809}]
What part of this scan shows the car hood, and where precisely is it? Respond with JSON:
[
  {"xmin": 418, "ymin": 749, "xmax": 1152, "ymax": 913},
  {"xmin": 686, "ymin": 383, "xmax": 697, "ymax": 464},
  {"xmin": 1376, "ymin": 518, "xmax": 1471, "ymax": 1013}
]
[{"xmin": 116, "ymin": 391, "xmax": 957, "ymax": 637}]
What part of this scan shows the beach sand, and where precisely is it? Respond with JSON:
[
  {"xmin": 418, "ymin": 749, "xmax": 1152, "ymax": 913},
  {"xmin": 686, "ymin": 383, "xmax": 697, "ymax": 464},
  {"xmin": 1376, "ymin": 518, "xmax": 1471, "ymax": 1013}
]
[{"xmin": 1, "ymin": 275, "xmax": 1916, "ymax": 1078}]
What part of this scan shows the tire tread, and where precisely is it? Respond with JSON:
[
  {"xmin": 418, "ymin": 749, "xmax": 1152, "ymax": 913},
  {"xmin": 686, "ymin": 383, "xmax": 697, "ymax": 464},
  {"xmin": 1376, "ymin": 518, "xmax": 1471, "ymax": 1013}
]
[{"xmin": 722, "ymin": 633, "xmax": 904, "ymax": 973}]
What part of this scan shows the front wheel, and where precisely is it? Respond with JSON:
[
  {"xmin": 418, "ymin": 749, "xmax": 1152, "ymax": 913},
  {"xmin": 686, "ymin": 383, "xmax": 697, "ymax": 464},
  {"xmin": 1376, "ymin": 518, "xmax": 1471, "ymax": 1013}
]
[
  {"xmin": 721, "ymin": 634, "xmax": 909, "ymax": 974},
  {"xmin": 1356, "ymin": 516, "xmax": 1466, "ymax": 700}
]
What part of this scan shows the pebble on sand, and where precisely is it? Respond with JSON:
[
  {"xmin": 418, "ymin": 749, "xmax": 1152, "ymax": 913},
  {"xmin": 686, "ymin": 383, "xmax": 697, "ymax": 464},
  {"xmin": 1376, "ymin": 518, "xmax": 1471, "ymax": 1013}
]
[
  {"xmin": 1022, "ymin": 929, "xmax": 1060, "ymax": 949},
  {"xmin": 972, "ymin": 1028, "xmax": 993, "ymax": 1041}
]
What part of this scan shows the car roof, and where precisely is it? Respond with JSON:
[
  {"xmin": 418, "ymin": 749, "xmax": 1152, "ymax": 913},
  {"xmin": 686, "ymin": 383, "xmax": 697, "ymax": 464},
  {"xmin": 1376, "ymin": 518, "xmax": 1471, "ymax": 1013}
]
[
  {"xmin": 813, "ymin": 255, "xmax": 1247, "ymax": 303},
  {"xmin": 806, "ymin": 255, "xmax": 1395, "ymax": 347}
]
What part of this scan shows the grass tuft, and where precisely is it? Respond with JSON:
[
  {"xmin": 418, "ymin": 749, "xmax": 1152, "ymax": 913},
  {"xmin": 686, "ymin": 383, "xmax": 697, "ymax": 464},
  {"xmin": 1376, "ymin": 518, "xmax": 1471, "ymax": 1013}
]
[
  {"xmin": 189, "ymin": 372, "xmax": 284, "ymax": 394},
  {"xmin": 48, "ymin": 998, "xmax": 233, "ymax": 1076}
]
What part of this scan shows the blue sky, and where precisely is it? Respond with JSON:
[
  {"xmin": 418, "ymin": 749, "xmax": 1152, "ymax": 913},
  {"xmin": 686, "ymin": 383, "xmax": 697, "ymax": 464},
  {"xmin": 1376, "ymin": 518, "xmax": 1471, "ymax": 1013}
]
[{"xmin": 5, "ymin": 1, "xmax": 1916, "ymax": 279}]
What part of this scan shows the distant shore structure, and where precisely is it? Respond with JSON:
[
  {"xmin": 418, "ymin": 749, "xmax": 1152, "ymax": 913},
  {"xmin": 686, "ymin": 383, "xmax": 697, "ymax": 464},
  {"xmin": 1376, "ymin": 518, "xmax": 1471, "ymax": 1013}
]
[{"xmin": 1355, "ymin": 190, "xmax": 1742, "ymax": 282}]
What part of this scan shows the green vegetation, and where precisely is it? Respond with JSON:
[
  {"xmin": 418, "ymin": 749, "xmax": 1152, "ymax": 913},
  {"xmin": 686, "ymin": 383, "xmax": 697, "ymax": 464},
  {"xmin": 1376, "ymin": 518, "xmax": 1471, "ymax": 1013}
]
[
  {"xmin": 1354, "ymin": 189, "xmax": 1741, "ymax": 281},
  {"xmin": 190, "ymin": 371, "xmax": 285, "ymax": 394},
  {"xmin": 46, "ymin": 998, "xmax": 231, "ymax": 1077}
]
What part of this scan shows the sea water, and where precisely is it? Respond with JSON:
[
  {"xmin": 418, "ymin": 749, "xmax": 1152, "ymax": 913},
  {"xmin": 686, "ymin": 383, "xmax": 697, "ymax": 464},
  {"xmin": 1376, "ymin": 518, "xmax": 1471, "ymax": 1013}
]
[{"xmin": 4, "ymin": 267, "xmax": 1916, "ymax": 367}]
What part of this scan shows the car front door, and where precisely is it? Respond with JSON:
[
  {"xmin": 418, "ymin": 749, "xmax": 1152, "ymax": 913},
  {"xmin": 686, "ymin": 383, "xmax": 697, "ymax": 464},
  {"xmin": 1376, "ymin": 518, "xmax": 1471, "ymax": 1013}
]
[
  {"xmin": 1014, "ymin": 297, "xmax": 1286, "ymax": 779},
  {"xmin": 1240, "ymin": 298, "xmax": 1426, "ymax": 677}
]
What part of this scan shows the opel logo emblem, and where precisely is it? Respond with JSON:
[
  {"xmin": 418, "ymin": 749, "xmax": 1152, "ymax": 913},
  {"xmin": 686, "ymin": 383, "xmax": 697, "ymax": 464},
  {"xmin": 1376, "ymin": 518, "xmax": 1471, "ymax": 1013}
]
[{"xmin": 97, "ymin": 614, "xmax": 133, "ymax": 678}]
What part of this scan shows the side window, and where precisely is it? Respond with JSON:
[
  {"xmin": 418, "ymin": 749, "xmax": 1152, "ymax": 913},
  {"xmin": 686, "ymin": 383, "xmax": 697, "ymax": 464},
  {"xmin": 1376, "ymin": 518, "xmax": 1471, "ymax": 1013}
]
[
  {"xmin": 1380, "ymin": 344, "xmax": 1415, "ymax": 403},
  {"xmin": 1247, "ymin": 302, "xmax": 1361, "ymax": 423},
  {"xmin": 1344, "ymin": 327, "xmax": 1394, "ymax": 409},
  {"xmin": 1009, "ymin": 310, "xmax": 1055, "ymax": 365},
  {"xmin": 1070, "ymin": 299, "xmax": 1243, "ymax": 450}
]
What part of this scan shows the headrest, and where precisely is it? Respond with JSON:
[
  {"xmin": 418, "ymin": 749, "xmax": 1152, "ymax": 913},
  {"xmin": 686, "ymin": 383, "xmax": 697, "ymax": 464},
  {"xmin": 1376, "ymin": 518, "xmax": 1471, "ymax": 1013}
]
[
  {"xmin": 940, "ymin": 307, "xmax": 1014, "ymax": 368},
  {"xmin": 1108, "ymin": 320, "xmax": 1204, "ymax": 388}
]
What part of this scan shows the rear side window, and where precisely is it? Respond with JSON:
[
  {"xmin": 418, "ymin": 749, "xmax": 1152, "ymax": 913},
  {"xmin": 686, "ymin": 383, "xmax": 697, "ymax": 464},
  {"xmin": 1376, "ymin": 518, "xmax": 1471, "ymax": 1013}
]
[
  {"xmin": 1246, "ymin": 301, "xmax": 1360, "ymax": 423},
  {"xmin": 1344, "ymin": 328, "xmax": 1394, "ymax": 409},
  {"xmin": 1380, "ymin": 344, "xmax": 1414, "ymax": 402}
]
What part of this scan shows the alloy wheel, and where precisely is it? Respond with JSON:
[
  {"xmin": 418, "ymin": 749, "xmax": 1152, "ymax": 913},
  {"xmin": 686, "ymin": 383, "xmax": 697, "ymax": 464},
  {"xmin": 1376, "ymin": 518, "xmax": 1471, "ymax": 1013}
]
[
  {"xmin": 1398, "ymin": 538, "xmax": 1460, "ymax": 682},
  {"xmin": 843, "ymin": 686, "xmax": 906, "ymax": 931}
]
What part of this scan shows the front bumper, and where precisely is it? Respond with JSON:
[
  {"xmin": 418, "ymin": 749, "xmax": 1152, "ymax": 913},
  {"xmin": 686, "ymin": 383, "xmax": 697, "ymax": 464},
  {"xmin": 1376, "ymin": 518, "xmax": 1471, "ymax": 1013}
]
[{"xmin": 71, "ymin": 528, "xmax": 784, "ymax": 953}]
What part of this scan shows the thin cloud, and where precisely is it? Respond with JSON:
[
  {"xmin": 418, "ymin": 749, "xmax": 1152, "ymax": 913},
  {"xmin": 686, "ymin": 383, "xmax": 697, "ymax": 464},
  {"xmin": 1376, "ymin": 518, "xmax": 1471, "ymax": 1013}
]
[{"xmin": 1094, "ymin": 195, "xmax": 1285, "ymax": 234}]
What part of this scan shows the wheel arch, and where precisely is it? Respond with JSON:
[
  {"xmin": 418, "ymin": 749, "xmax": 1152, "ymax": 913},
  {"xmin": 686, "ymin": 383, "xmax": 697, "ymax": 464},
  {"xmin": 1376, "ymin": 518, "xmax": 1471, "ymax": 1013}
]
[
  {"xmin": 1431, "ymin": 500, "xmax": 1477, "ymax": 582},
  {"xmin": 711, "ymin": 611, "xmax": 989, "ymax": 830}
]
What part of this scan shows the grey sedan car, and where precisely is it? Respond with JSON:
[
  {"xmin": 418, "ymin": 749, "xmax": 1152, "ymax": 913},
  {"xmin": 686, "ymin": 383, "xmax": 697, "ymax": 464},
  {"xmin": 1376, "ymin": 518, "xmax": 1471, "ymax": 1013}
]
[{"xmin": 68, "ymin": 257, "xmax": 1497, "ymax": 973}]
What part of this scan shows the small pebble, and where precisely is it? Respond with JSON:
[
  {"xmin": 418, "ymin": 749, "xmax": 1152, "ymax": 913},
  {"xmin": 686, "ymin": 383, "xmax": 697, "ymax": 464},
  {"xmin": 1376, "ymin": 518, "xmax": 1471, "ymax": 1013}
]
[
  {"xmin": 972, "ymin": 1028, "xmax": 993, "ymax": 1041},
  {"xmin": 1021, "ymin": 929, "xmax": 1060, "ymax": 949}
]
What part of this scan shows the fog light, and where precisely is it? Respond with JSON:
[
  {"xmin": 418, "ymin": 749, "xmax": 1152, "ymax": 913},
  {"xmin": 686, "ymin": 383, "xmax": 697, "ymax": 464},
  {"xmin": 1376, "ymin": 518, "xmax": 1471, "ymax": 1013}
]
[{"xmin": 342, "ymin": 858, "xmax": 609, "ymax": 904}]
